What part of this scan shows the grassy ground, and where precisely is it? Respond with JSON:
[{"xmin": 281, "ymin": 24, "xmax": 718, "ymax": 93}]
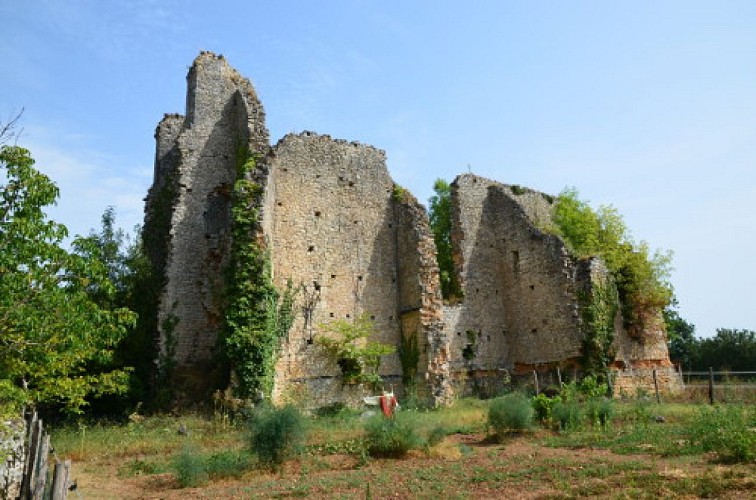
[{"xmin": 50, "ymin": 399, "xmax": 754, "ymax": 499}]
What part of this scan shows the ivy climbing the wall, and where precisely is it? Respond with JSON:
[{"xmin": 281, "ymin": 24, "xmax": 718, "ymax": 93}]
[
  {"xmin": 222, "ymin": 147, "xmax": 297, "ymax": 400},
  {"xmin": 579, "ymin": 282, "xmax": 619, "ymax": 379}
]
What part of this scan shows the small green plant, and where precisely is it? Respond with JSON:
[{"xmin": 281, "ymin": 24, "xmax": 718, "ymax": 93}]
[
  {"xmin": 173, "ymin": 445, "xmax": 208, "ymax": 488},
  {"xmin": 488, "ymin": 392, "xmax": 533, "ymax": 440},
  {"xmin": 510, "ymin": 184, "xmax": 527, "ymax": 195},
  {"xmin": 205, "ymin": 450, "xmax": 252, "ymax": 479},
  {"xmin": 532, "ymin": 393, "xmax": 559, "ymax": 425},
  {"xmin": 364, "ymin": 413, "xmax": 424, "ymax": 458},
  {"xmin": 686, "ymin": 405, "xmax": 755, "ymax": 463},
  {"xmin": 586, "ymin": 398, "xmax": 614, "ymax": 428},
  {"xmin": 426, "ymin": 426, "xmax": 447, "ymax": 448},
  {"xmin": 552, "ymin": 401, "xmax": 583, "ymax": 431},
  {"xmin": 316, "ymin": 313, "xmax": 395, "ymax": 386},
  {"xmin": 249, "ymin": 404, "xmax": 307, "ymax": 470}
]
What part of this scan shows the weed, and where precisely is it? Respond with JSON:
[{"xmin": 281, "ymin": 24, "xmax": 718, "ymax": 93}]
[
  {"xmin": 173, "ymin": 445, "xmax": 208, "ymax": 488},
  {"xmin": 552, "ymin": 400, "xmax": 583, "ymax": 431},
  {"xmin": 586, "ymin": 397, "xmax": 614, "ymax": 428},
  {"xmin": 686, "ymin": 405, "xmax": 755, "ymax": 463},
  {"xmin": 249, "ymin": 404, "xmax": 307, "ymax": 469},
  {"xmin": 488, "ymin": 392, "xmax": 533, "ymax": 440},
  {"xmin": 364, "ymin": 413, "xmax": 424, "ymax": 457}
]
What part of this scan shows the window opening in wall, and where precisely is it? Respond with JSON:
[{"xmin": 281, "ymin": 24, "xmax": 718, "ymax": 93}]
[
  {"xmin": 512, "ymin": 250, "xmax": 520, "ymax": 273},
  {"xmin": 487, "ymin": 335, "xmax": 491, "ymax": 341},
  {"xmin": 330, "ymin": 312, "xmax": 334, "ymax": 317},
  {"xmin": 358, "ymin": 275, "xmax": 363, "ymax": 281}
]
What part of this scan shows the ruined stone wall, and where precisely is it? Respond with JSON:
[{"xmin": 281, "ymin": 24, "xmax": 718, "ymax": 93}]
[
  {"xmin": 0, "ymin": 417, "xmax": 25, "ymax": 500},
  {"xmin": 394, "ymin": 191, "xmax": 452, "ymax": 406},
  {"xmin": 147, "ymin": 52, "xmax": 269, "ymax": 400},
  {"xmin": 268, "ymin": 133, "xmax": 402, "ymax": 407},
  {"xmin": 146, "ymin": 52, "xmax": 679, "ymax": 406},
  {"xmin": 446, "ymin": 175, "xmax": 584, "ymax": 395}
]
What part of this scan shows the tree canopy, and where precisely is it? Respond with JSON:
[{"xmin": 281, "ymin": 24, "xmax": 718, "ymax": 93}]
[
  {"xmin": 428, "ymin": 179, "xmax": 461, "ymax": 301},
  {"xmin": 551, "ymin": 188, "xmax": 674, "ymax": 334},
  {"xmin": 0, "ymin": 145, "xmax": 136, "ymax": 414}
]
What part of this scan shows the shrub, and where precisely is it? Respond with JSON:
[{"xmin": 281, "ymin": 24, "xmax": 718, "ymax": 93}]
[
  {"xmin": 173, "ymin": 445, "xmax": 208, "ymax": 488},
  {"xmin": 687, "ymin": 405, "xmax": 755, "ymax": 463},
  {"xmin": 488, "ymin": 392, "xmax": 533, "ymax": 440},
  {"xmin": 364, "ymin": 413, "xmax": 424, "ymax": 457},
  {"xmin": 249, "ymin": 405, "xmax": 306, "ymax": 469},
  {"xmin": 532, "ymin": 393, "xmax": 558, "ymax": 425},
  {"xmin": 586, "ymin": 397, "xmax": 614, "ymax": 428},
  {"xmin": 206, "ymin": 450, "xmax": 252, "ymax": 479},
  {"xmin": 552, "ymin": 401, "xmax": 583, "ymax": 431}
]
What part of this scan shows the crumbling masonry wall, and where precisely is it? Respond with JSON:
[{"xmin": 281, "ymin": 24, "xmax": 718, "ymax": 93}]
[
  {"xmin": 145, "ymin": 52, "xmax": 680, "ymax": 406},
  {"xmin": 444, "ymin": 175, "xmax": 584, "ymax": 395}
]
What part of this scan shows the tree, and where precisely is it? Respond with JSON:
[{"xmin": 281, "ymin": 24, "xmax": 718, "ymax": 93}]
[
  {"xmin": 552, "ymin": 188, "xmax": 673, "ymax": 334},
  {"xmin": 428, "ymin": 179, "xmax": 461, "ymax": 300},
  {"xmin": 664, "ymin": 301, "xmax": 697, "ymax": 369},
  {"xmin": 694, "ymin": 329, "xmax": 755, "ymax": 372},
  {"xmin": 0, "ymin": 145, "xmax": 136, "ymax": 414}
]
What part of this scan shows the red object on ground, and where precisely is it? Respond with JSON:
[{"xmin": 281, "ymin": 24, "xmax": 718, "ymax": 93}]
[{"xmin": 379, "ymin": 394, "xmax": 398, "ymax": 417}]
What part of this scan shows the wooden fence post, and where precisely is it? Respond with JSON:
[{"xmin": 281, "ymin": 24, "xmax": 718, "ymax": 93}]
[
  {"xmin": 556, "ymin": 366, "xmax": 562, "ymax": 387},
  {"xmin": 50, "ymin": 460, "xmax": 71, "ymax": 500},
  {"xmin": 652, "ymin": 369, "xmax": 660, "ymax": 404},
  {"xmin": 533, "ymin": 370, "xmax": 539, "ymax": 394},
  {"xmin": 708, "ymin": 367, "xmax": 715, "ymax": 404}
]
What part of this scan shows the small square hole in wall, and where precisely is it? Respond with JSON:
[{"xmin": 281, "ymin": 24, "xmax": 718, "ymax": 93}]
[
  {"xmin": 282, "ymin": 168, "xmax": 288, "ymax": 172},
  {"xmin": 487, "ymin": 335, "xmax": 491, "ymax": 341},
  {"xmin": 389, "ymin": 315, "xmax": 394, "ymax": 320},
  {"xmin": 306, "ymin": 338, "xmax": 313, "ymax": 345},
  {"xmin": 346, "ymin": 314, "xmax": 351, "ymax": 319},
  {"xmin": 457, "ymin": 332, "xmax": 461, "ymax": 337},
  {"xmin": 315, "ymin": 174, "xmax": 321, "ymax": 178},
  {"xmin": 370, "ymin": 315, "xmax": 375, "ymax": 320},
  {"xmin": 388, "ymin": 223, "xmax": 392, "ymax": 228},
  {"xmin": 314, "ymin": 211, "xmax": 321, "ymax": 217},
  {"xmin": 392, "ymin": 278, "xmax": 396, "ymax": 283},
  {"xmin": 531, "ymin": 328, "xmax": 538, "ymax": 334},
  {"xmin": 348, "ymin": 181, "xmax": 354, "ymax": 187},
  {"xmin": 329, "ymin": 312, "xmax": 334, "ymax": 318},
  {"xmin": 313, "ymin": 281, "xmax": 321, "ymax": 291},
  {"xmin": 358, "ymin": 275, "xmax": 363, "ymax": 281},
  {"xmin": 308, "ymin": 245, "xmax": 315, "ymax": 252},
  {"xmin": 331, "ymin": 274, "xmax": 336, "ymax": 279},
  {"xmin": 530, "ymin": 285, "xmax": 535, "ymax": 290},
  {"xmin": 277, "ymin": 201, "xmax": 282, "ymax": 206}
]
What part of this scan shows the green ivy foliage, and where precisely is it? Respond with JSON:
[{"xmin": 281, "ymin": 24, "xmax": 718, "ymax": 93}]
[
  {"xmin": 552, "ymin": 188, "xmax": 673, "ymax": 334},
  {"xmin": 579, "ymin": 283, "xmax": 619, "ymax": 378},
  {"xmin": 222, "ymin": 149, "xmax": 296, "ymax": 400}
]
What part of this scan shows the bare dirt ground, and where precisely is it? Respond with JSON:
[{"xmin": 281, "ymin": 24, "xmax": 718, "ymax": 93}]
[{"xmin": 70, "ymin": 432, "xmax": 754, "ymax": 499}]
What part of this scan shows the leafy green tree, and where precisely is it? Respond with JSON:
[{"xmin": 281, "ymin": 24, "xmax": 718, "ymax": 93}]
[
  {"xmin": 428, "ymin": 179, "xmax": 461, "ymax": 300},
  {"xmin": 694, "ymin": 328, "xmax": 755, "ymax": 372},
  {"xmin": 73, "ymin": 208, "xmax": 157, "ymax": 412},
  {"xmin": 552, "ymin": 188, "xmax": 673, "ymax": 334},
  {"xmin": 664, "ymin": 301, "xmax": 697, "ymax": 369},
  {"xmin": 0, "ymin": 145, "xmax": 135, "ymax": 414}
]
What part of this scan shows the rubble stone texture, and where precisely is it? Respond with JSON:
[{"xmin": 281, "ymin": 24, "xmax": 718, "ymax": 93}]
[{"xmin": 145, "ymin": 52, "xmax": 681, "ymax": 407}]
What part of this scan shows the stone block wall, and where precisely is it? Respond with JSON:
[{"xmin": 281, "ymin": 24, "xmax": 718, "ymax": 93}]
[
  {"xmin": 268, "ymin": 132, "xmax": 402, "ymax": 407},
  {"xmin": 445, "ymin": 175, "xmax": 584, "ymax": 394},
  {"xmin": 147, "ymin": 52, "xmax": 269, "ymax": 401},
  {"xmin": 145, "ymin": 52, "xmax": 680, "ymax": 407},
  {"xmin": 0, "ymin": 417, "xmax": 25, "ymax": 500}
]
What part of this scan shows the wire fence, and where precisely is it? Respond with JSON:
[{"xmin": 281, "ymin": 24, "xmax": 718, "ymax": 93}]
[{"xmin": 679, "ymin": 370, "xmax": 756, "ymax": 404}]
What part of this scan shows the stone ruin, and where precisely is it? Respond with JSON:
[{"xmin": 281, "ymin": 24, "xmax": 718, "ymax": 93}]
[{"xmin": 144, "ymin": 52, "xmax": 682, "ymax": 407}]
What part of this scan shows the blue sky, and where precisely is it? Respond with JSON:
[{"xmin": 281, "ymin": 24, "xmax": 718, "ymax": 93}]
[{"xmin": 2, "ymin": 1, "xmax": 755, "ymax": 338}]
